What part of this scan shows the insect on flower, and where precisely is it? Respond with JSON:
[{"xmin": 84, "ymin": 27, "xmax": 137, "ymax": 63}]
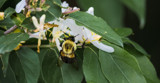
[{"xmin": 60, "ymin": 35, "xmax": 77, "ymax": 63}]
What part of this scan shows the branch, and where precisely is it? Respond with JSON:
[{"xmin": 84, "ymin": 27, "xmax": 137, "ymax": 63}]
[
  {"xmin": 4, "ymin": 25, "xmax": 17, "ymax": 34},
  {"xmin": 62, "ymin": 8, "xmax": 80, "ymax": 15},
  {"xmin": 22, "ymin": 45, "xmax": 52, "ymax": 48}
]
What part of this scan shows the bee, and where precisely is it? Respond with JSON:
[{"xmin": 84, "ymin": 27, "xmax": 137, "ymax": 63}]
[{"xmin": 60, "ymin": 36, "xmax": 77, "ymax": 63}]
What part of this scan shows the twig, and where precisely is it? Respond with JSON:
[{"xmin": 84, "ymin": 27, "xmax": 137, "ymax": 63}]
[
  {"xmin": 22, "ymin": 45, "xmax": 53, "ymax": 48},
  {"xmin": 62, "ymin": 8, "xmax": 80, "ymax": 15},
  {"xmin": 4, "ymin": 25, "xmax": 17, "ymax": 34}
]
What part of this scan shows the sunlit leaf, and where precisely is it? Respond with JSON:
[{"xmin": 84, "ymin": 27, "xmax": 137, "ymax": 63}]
[
  {"xmin": 0, "ymin": 33, "xmax": 29, "ymax": 54},
  {"xmin": 69, "ymin": 12, "xmax": 123, "ymax": 47}
]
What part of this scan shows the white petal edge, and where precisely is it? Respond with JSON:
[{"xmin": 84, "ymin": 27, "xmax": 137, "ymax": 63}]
[
  {"xmin": 29, "ymin": 30, "xmax": 47, "ymax": 39},
  {"xmin": 15, "ymin": 0, "xmax": 26, "ymax": 13},
  {"xmin": 92, "ymin": 41, "xmax": 114, "ymax": 53},
  {"xmin": 55, "ymin": 38, "xmax": 62, "ymax": 51},
  {"xmin": 61, "ymin": 1, "xmax": 69, "ymax": 13},
  {"xmin": 40, "ymin": 14, "xmax": 46, "ymax": 26},
  {"xmin": 61, "ymin": 1, "xmax": 69, "ymax": 7},
  {"xmin": 86, "ymin": 7, "xmax": 94, "ymax": 15},
  {"xmin": 32, "ymin": 16, "xmax": 39, "ymax": 29}
]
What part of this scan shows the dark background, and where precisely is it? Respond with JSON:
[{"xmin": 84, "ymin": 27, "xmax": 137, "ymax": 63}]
[{"xmin": 126, "ymin": 0, "xmax": 160, "ymax": 77}]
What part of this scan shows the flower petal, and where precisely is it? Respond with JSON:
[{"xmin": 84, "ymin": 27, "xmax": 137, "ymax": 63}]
[
  {"xmin": 29, "ymin": 31, "xmax": 46, "ymax": 39},
  {"xmin": 40, "ymin": 14, "xmax": 46, "ymax": 27},
  {"xmin": 55, "ymin": 38, "xmax": 62, "ymax": 51},
  {"xmin": 61, "ymin": 1, "xmax": 69, "ymax": 13},
  {"xmin": 86, "ymin": 7, "xmax": 94, "ymax": 15},
  {"xmin": 92, "ymin": 41, "xmax": 114, "ymax": 53},
  {"xmin": 15, "ymin": 0, "xmax": 26, "ymax": 13},
  {"xmin": 83, "ymin": 27, "xmax": 93, "ymax": 40},
  {"xmin": 32, "ymin": 16, "xmax": 40, "ymax": 29}
]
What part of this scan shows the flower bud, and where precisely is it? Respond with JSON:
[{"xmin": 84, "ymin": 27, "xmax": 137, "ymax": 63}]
[{"xmin": 0, "ymin": 12, "xmax": 4, "ymax": 20}]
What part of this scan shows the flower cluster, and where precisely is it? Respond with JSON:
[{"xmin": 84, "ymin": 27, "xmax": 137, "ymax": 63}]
[{"xmin": 15, "ymin": 1, "xmax": 114, "ymax": 53}]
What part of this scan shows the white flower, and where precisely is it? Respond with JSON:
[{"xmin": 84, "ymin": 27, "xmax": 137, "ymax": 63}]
[
  {"xmin": 86, "ymin": 7, "xmax": 94, "ymax": 15},
  {"xmin": 61, "ymin": 1, "xmax": 80, "ymax": 14},
  {"xmin": 83, "ymin": 7, "xmax": 114, "ymax": 53},
  {"xmin": 50, "ymin": 3, "xmax": 114, "ymax": 53},
  {"xmin": 15, "ymin": 0, "xmax": 26, "ymax": 13},
  {"xmin": 61, "ymin": 1, "xmax": 69, "ymax": 13},
  {"xmin": 83, "ymin": 28, "xmax": 114, "ymax": 53},
  {"xmin": 52, "ymin": 17, "xmax": 114, "ymax": 53},
  {"xmin": 31, "ymin": 14, "xmax": 46, "ymax": 52}
]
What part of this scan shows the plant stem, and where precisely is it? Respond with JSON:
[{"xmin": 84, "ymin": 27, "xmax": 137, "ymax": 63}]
[
  {"xmin": 4, "ymin": 25, "xmax": 17, "ymax": 34},
  {"xmin": 22, "ymin": 45, "xmax": 53, "ymax": 48}
]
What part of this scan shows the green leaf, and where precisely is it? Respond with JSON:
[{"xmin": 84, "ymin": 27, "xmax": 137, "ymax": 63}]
[
  {"xmin": 35, "ymin": 11, "xmax": 56, "ymax": 22},
  {"xmin": 123, "ymin": 38, "xmax": 148, "ymax": 55},
  {"xmin": 124, "ymin": 45, "xmax": 160, "ymax": 83},
  {"xmin": 49, "ymin": 0, "xmax": 61, "ymax": 6},
  {"xmin": 83, "ymin": 47, "xmax": 109, "ymax": 83},
  {"xmin": 0, "ymin": 17, "xmax": 14, "ymax": 28},
  {"xmin": 69, "ymin": 12, "xmax": 123, "ymax": 47},
  {"xmin": 0, "ymin": 0, "xmax": 6, "ymax": 8},
  {"xmin": 76, "ymin": 0, "xmax": 124, "ymax": 27},
  {"xmin": 16, "ymin": 47, "xmax": 40, "ymax": 83},
  {"xmin": 21, "ymin": 17, "xmax": 35, "ymax": 30},
  {"xmin": 4, "ymin": 64, "xmax": 17, "ymax": 83},
  {"xmin": 1, "ymin": 53, "xmax": 9, "ymax": 77},
  {"xmin": 41, "ymin": 48, "xmax": 83, "ymax": 83},
  {"xmin": 36, "ymin": 0, "xmax": 61, "ymax": 22},
  {"xmin": 4, "ymin": 7, "xmax": 15, "ymax": 18},
  {"xmin": 11, "ymin": 13, "xmax": 26, "ymax": 26},
  {"xmin": 135, "ymin": 56, "xmax": 160, "ymax": 83},
  {"xmin": 41, "ymin": 49, "xmax": 62, "ymax": 83},
  {"xmin": 99, "ymin": 40, "xmax": 147, "ymax": 83},
  {"xmin": 113, "ymin": 28, "xmax": 133, "ymax": 37},
  {"xmin": 9, "ymin": 51, "xmax": 27, "ymax": 83},
  {"xmin": 46, "ymin": 0, "xmax": 61, "ymax": 19},
  {"xmin": 0, "ymin": 33, "xmax": 29, "ymax": 54},
  {"xmin": 99, "ymin": 50, "xmax": 146, "ymax": 83},
  {"xmin": 0, "ymin": 30, "xmax": 4, "ymax": 37},
  {"xmin": 0, "ymin": 60, "xmax": 6, "ymax": 83},
  {"xmin": 119, "ymin": 0, "xmax": 146, "ymax": 28}
]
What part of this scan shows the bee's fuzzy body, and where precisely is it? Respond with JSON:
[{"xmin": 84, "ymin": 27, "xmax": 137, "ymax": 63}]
[{"xmin": 60, "ymin": 36, "xmax": 77, "ymax": 63}]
